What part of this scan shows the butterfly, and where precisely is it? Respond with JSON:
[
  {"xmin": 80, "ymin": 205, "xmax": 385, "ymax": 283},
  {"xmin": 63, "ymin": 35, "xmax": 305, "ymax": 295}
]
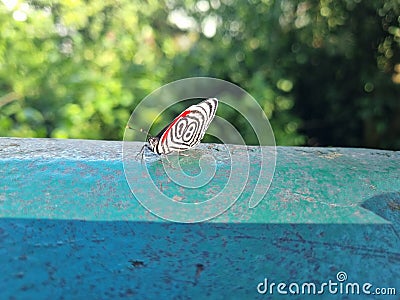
[{"xmin": 144, "ymin": 98, "xmax": 218, "ymax": 156}]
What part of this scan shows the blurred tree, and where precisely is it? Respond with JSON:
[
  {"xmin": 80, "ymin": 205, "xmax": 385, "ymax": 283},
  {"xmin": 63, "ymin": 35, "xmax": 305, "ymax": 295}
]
[
  {"xmin": 0, "ymin": 0, "xmax": 168, "ymax": 139},
  {"xmin": 0, "ymin": 0, "xmax": 399, "ymax": 149},
  {"xmin": 167, "ymin": 0, "xmax": 400, "ymax": 148}
]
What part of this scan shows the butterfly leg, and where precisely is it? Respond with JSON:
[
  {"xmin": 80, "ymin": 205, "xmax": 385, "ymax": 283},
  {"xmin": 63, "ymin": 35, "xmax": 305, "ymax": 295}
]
[{"xmin": 135, "ymin": 144, "xmax": 146, "ymax": 161}]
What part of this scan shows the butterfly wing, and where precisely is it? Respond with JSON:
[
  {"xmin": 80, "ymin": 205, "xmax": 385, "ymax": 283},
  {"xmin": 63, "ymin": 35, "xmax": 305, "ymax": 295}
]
[{"xmin": 154, "ymin": 98, "xmax": 218, "ymax": 154}]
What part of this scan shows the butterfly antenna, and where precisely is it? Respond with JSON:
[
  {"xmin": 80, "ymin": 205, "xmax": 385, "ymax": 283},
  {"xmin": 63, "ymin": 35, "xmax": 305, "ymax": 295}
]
[
  {"xmin": 126, "ymin": 125, "xmax": 151, "ymax": 137},
  {"xmin": 126, "ymin": 125, "xmax": 151, "ymax": 163},
  {"xmin": 126, "ymin": 124, "xmax": 151, "ymax": 163}
]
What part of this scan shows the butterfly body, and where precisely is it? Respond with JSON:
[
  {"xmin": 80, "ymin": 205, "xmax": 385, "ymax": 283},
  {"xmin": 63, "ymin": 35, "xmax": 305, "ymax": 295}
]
[{"xmin": 146, "ymin": 98, "xmax": 218, "ymax": 155}]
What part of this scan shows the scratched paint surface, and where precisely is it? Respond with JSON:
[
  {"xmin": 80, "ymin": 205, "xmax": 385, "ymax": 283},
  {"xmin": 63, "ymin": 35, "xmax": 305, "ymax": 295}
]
[{"xmin": 0, "ymin": 138, "xmax": 399, "ymax": 299}]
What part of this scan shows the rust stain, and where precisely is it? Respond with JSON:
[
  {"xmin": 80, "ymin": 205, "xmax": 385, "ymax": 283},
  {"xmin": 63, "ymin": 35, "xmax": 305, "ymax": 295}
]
[
  {"xmin": 194, "ymin": 263, "xmax": 204, "ymax": 285},
  {"xmin": 319, "ymin": 152, "xmax": 343, "ymax": 159},
  {"xmin": 173, "ymin": 195, "xmax": 184, "ymax": 202},
  {"xmin": 388, "ymin": 201, "xmax": 400, "ymax": 211},
  {"xmin": 129, "ymin": 260, "xmax": 145, "ymax": 268}
]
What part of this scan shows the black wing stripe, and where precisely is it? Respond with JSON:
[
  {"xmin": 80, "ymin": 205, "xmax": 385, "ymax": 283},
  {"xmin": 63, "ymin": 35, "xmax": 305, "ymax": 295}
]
[{"xmin": 155, "ymin": 98, "xmax": 218, "ymax": 154}]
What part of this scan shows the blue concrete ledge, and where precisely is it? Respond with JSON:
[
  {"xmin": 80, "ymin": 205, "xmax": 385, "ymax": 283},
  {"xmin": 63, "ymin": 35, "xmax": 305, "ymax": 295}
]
[{"xmin": 0, "ymin": 138, "xmax": 399, "ymax": 299}]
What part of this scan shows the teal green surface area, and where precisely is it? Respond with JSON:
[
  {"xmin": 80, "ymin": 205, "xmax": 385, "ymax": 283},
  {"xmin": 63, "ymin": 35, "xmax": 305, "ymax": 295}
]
[
  {"xmin": 0, "ymin": 138, "xmax": 399, "ymax": 299},
  {"xmin": 1, "ymin": 138, "xmax": 399, "ymax": 223}
]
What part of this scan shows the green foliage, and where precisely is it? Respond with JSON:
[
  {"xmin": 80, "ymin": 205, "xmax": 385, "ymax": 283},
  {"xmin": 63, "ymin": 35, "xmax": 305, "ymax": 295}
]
[{"xmin": 0, "ymin": 0, "xmax": 399, "ymax": 149}]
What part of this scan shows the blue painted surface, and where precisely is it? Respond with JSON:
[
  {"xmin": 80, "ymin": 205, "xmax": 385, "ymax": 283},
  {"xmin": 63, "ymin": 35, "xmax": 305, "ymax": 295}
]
[
  {"xmin": 0, "ymin": 138, "xmax": 399, "ymax": 299},
  {"xmin": 1, "ymin": 220, "xmax": 399, "ymax": 299}
]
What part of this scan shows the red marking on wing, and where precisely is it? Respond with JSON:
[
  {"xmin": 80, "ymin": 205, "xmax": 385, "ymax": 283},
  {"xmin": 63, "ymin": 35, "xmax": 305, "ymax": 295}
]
[{"xmin": 161, "ymin": 110, "xmax": 191, "ymax": 143}]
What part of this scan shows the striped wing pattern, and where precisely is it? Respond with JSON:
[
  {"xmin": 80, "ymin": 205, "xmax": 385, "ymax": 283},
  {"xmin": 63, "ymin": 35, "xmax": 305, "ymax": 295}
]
[{"xmin": 152, "ymin": 98, "xmax": 218, "ymax": 155}]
